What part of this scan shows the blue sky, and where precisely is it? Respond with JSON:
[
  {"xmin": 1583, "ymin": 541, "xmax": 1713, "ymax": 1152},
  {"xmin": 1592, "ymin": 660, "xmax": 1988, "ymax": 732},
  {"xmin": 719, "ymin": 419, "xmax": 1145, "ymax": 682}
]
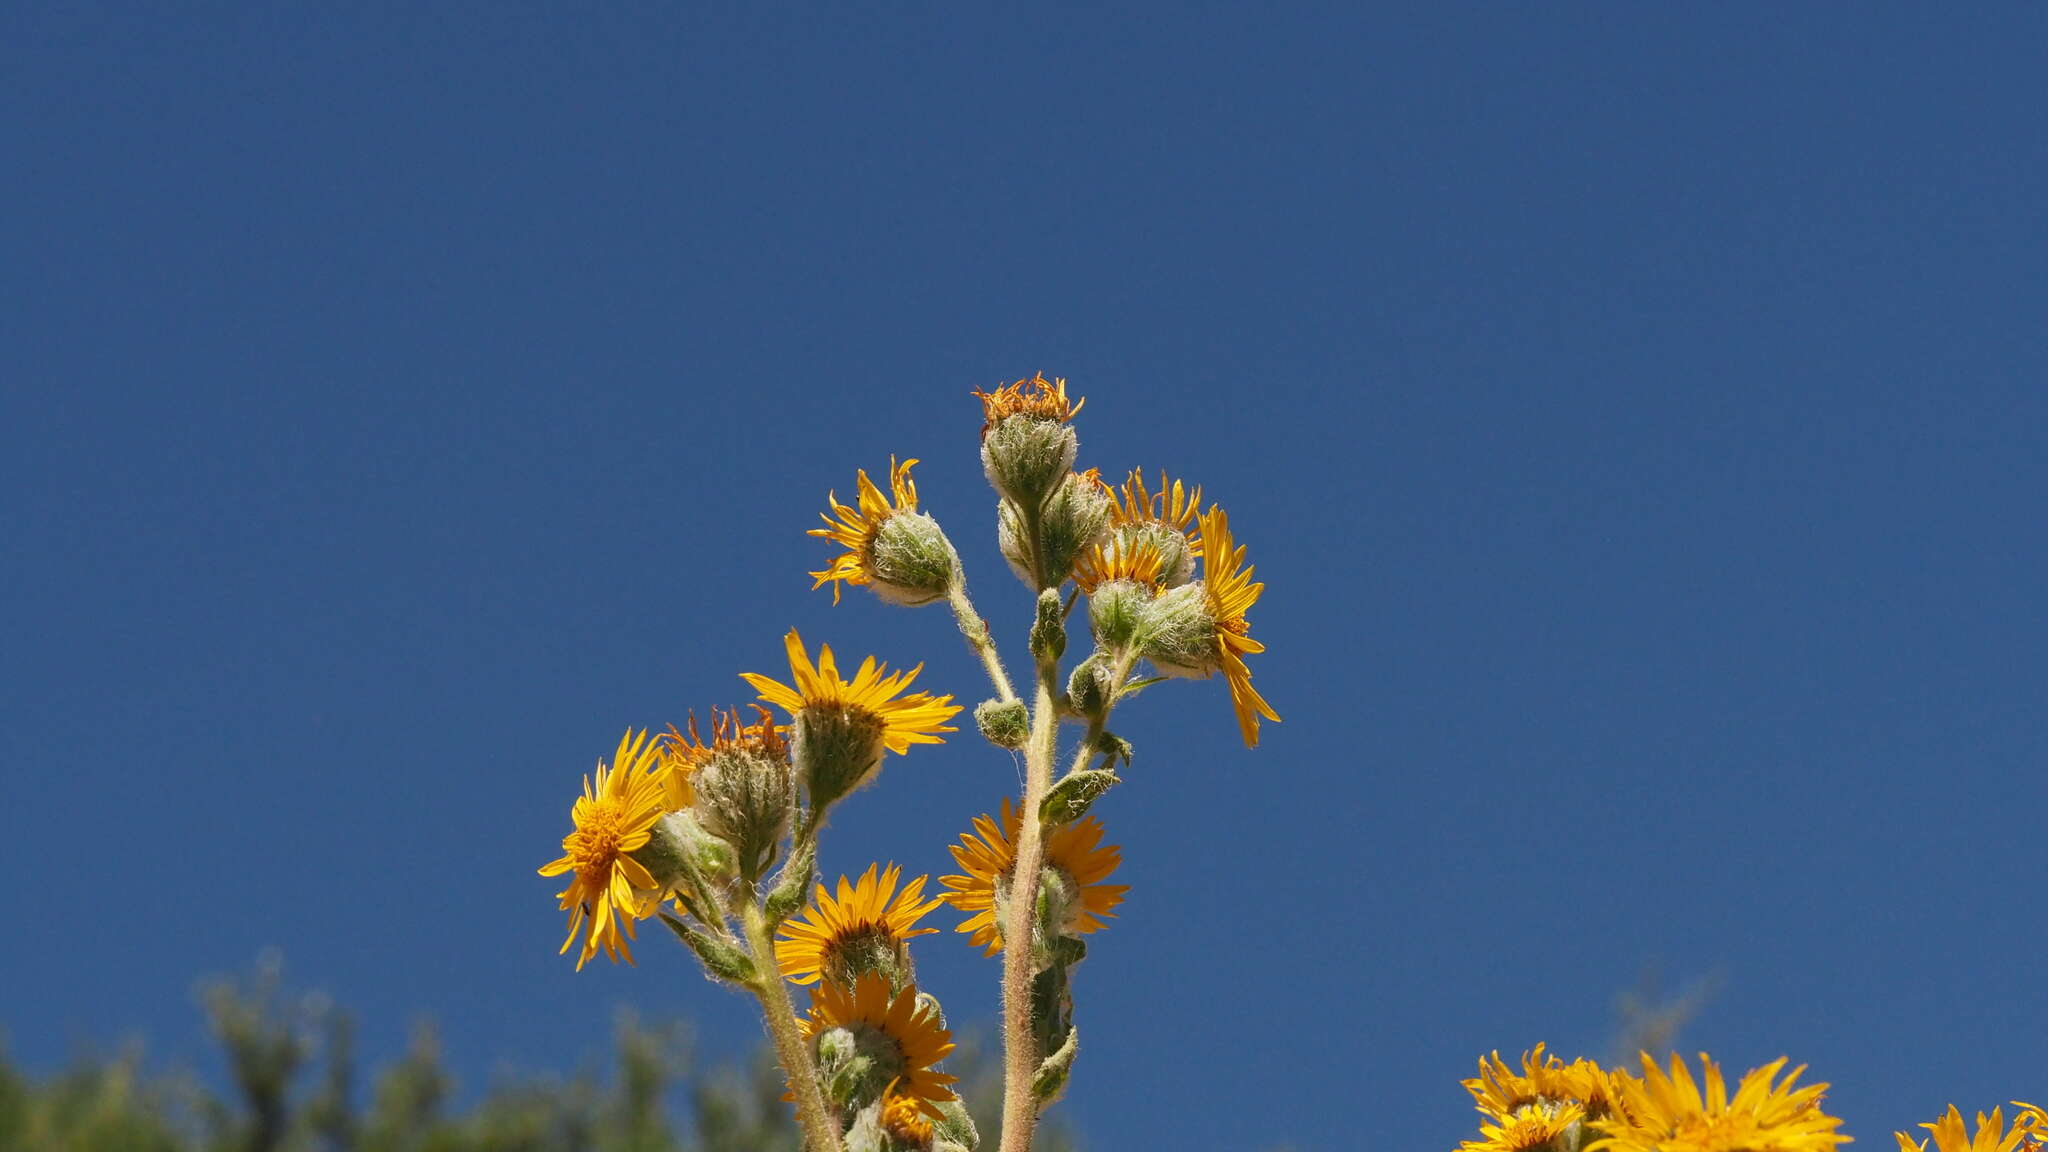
[{"xmin": 4, "ymin": 4, "xmax": 2045, "ymax": 1148}]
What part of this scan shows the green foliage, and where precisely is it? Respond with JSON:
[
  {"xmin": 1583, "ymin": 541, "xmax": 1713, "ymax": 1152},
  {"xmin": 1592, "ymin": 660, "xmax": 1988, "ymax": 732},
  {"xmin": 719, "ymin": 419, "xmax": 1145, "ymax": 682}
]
[{"xmin": 0, "ymin": 962, "xmax": 1081, "ymax": 1152}]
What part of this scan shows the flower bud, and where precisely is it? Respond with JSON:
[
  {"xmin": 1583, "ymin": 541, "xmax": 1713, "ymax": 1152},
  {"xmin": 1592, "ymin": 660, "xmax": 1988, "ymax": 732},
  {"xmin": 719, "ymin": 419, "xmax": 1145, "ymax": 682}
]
[
  {"xmin": 977, "ymin": 371, "xmax": 1082, "ymax": 513},
  {"xmin": 866, "ymin": 511, "xmax": 960, "ymax": 607},
  {"xmin": 793, "ymin": 704, "xmax": 887, "ymax": 814},
  {"xmin": 1135, "ymin": 581, "xmax": 1219, "ymax": 678},
  {"xmin": 931, "ymin": 1099, "xmax": 979, "ymax": 1150},
  {"xmin": 981, "ymin": 412, "xmax": 1078, "ymax": 510},
  {"xmin": 815, "ymin": 1023, "xmax": 900, "ymax": 1112},
  {"xmin": 1040, "ymin": 473, "xmax": 1112, "ymax": 586},
  {"xmin": 974, "ymin": 698, "xmax": 1028, "ymax": 749},
  {"xmin": 1085, "ymin": 580, "xmax": 1148, "ymax": 653},
  {"xmin": 638, "ymin": 809, "xmax": 738, "ymax": 899},
  {"xmin": 1066, "ymin": 659, "xmax": 1110, "ymax": 719},
  {"xmin": 694, "ymin": 743, "xmax": 794, "ymax": 884}
]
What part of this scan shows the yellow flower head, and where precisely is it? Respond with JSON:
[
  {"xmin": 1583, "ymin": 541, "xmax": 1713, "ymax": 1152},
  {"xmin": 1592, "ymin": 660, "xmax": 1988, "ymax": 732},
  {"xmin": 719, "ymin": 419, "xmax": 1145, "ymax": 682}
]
[
  {"xmin": 1109, "ymin": 469, "xmax": 1204, "ymax": 548},
  {"xmin": 658, "ymin": 705, "xmax": 786, "ymax": 809},
  {"xmin": 1463, "ymin": 1102, "xmax": 1587, "ymax": 1152},
  {"xmin": 775, "ymin": 863, "xmax": 943, "ymax": 986},
  {"xmin": 938, "ymin": 798, "xmax": 1129, "ymax": 956},
  {"xmin": 1897, "ymin": 1106, "xmax": 2041, "ymax": 1152},
  {"xmin": 1073, "ymin": 530, "xmax": 1167, "ymax": 594},
  {"xmin": 538, "ymin": 730, "xmax": 671, "ymax": 970},
  {"xmin": 972, "ymin": 372, "xmax": 1084, "ymax": 437},
  {"xmin": 882, "ymin": 1088, "xmax": 937, "ymax": 1146},
  {"xmin": 741, "ymin": 629, "xmax": 960, "ymax": 755},
  {"xmin": 808, "ymin": 456, "xmax": 922, "ymax": 604},
  {"xmin": 1590, "ymin": 1054, "xmax": 1848, "ymax": 1152},
  {"xmin": 1468, "ymin": 1045, "xmax": 1624, "ymax": 1121},
  {"xmin": 801, "ymin": 973, "xmax": 958, "ymax": 1116},
  {"xmin": 1197, "ymin": 504, "xmax": 1280, "ymax": 748}
]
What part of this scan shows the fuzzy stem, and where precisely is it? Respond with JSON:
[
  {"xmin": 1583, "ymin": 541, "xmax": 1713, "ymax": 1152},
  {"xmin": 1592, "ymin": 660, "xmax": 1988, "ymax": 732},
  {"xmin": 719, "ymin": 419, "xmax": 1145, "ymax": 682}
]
[
  {"xmin": 998, "ymin": 675, "xmax": 1059, "ymax": 1152},
  {"xmin": 948, "ymin": 579, "xmax": 1017, "ymax": 703},
  {"xmin": 741, "ymin": 903, "xmax": 841, "ymax": 1152}
]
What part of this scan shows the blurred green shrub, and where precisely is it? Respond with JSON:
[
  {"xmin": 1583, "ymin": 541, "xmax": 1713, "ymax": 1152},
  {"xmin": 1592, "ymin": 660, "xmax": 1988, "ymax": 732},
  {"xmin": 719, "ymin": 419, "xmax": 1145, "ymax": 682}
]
[{"xmin": 0, "ymin": 957, "xmax": 1075, "ymax": 1152}]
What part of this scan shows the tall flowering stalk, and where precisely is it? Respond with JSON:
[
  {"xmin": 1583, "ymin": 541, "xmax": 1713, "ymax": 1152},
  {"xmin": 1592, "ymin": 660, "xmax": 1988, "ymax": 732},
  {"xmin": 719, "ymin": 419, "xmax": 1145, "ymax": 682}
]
[
  {"xmin": 535, "ymin": 375, "xmax": 1276, "ymax": 1152},
  {"xmin": 532, "ymin": 375, "xmax": 2033, "ymax": 1151}
]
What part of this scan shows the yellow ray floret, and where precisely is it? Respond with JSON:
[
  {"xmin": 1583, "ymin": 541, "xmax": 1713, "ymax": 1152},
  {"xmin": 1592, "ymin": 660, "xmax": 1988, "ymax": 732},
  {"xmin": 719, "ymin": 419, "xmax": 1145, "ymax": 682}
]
[
  {"xmin": 1897, "ymin": 1106, "xmax": 2041, "ymax": 1152},
  {"xmin": 1073, "ymin": 531, "xmax": 1166, "ymax": 594},
  {"xmin": 1198, "ymin": 504, "xmax": 1280, "ymax": 748},
  {"xmin": 775, "ymin": 862, "xmax": 944, "ymax": 985},
  {"xmin": 972, "ymin": 372, "xmax": 1084, "ymax": 436},
  {"xmin": 1590, "ymin": 1053, "xmax": 1848, "ymax": 1152},
  {"xmin": 801, "ymin": 973, "xmax": 958, "ymax": 1116},
  {"xmin": 809, "ymin": 456, "xmax": 920, "ymax": 604},
  {"xmin": 538, "ymin": 729, "xmax": 671, "ymax": 970},
  {"xmin": 741, "ymin": 629, "xmax": 961, "ymax": 754},
  {"xmin": 1468, "ymin": 1044, "xmax": 1624, "ymax": 1121},
  {"xmin": 1463, "ymin": 1102, "xmax": 1587, "ymax": 1152},
  {"xmin": 1111, "ymin": 468, "xmax": 1204, "ymax": 552},
  {"xmin": 938, "ymin": 798, "xmax": 1129, "ymax": 956},
  {"xmin": 882, "ymin": 1088, "xmax": 937, "ymax": 1144}
]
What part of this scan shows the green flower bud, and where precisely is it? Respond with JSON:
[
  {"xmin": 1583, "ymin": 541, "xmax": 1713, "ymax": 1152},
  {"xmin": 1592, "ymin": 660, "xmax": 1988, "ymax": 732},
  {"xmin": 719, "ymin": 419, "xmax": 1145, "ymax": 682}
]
[
  {"xmin": 1034, "ymin": 864, "xmax": 1076, "ymax": 964},
  {"xmin": 1037, "ymin": 473, "xmax": 1112, "ymax": 587},
  {"xmin": 931, "ymin": 1099, "xmax": 979, "ymax": 1150},
  {"xmin": 997, "ymin": 472, "xmax": 1113, "ymax": 591},
  {"xmin": 1085, "ymin": 580, "xmax": 1148, "ymax": 653},
  {"xmin": 694, "ymin": 745, "xmax": 794, "ymax": 884},
  {"xmin": 974, "ymin": 698, "xmax": 1028, "ymax": 749},
  {"xmin": 1032, "ymin": 1024, "xmax": 1078, "ymax": 1105},
  {"xmin": 866, "ymin": 511, "xmax": 959, "ymax": 607},
  {"xmin": 1136, "ymin": 581, "xmax": 1219, "ymax": 678},
  {"xmin": 1029, "ymin": 588, "xmax": 1066, "ymax": 663},
  {"xmin": 793, "ymin": 704, "xmax": 887, "ymax": 814},
  {"xmin": 814, "ymin": 1022, "xmax": 900, "ymax": 1113},
  {"xmin": 981, "ymin": 415, "xmax": 1078, "ymax": 510},
  {"xmin": 638, "ymin": 809, "xmax": 738, "ymax": 905},
  {"xmin": 629, "ymin": 810, "xmax": 709, "ymax": 897},
  {"xmin": 1065, "ymin": 658, "xmax": 1110, "ymax": 720}
]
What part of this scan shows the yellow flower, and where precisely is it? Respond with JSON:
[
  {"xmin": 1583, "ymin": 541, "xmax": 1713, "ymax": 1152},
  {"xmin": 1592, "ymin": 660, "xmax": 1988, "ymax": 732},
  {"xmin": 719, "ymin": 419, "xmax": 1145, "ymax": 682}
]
[
  {"xmin": 1196, "ymin": 504, "xmax": 1280, "ymax": 748},
  {"xmin": 808, "ymin": 456, "xmax": 922, "ymax": 605},
  {"xmin": 1590, "ymin": 1054, "xmax": 1847, "ymax": 1152},
  {"xmin": 882, "ymin": 1088, "xmax": 937, "ymax": 1145},
  {"xmin": 938, "ymin": 798, "xmax": 1129, "ymax": 956},
  {"xmin": 801, "ymin": 973, "xmax": 958, "ymax": 1116},
  {"xmin": 972, "ymin": 372, "xmax": 1084, "ymax": 436},
  {"xmin": 1467, "ymin": 1045, "xmax": 1624, "ymax": 1121},
  {"xmin": 1072, "ymin": 530, "xmax": 1166, "ymax": 594},
  {"xmin": 775, "ymin": 863, "xmax": 944, "ymax": 986},
  {"xmin": 537, "ymin": 730, "xmax": 671, "ymax": 970},
  {"xmin": 1897, "ymin": 1106, "xmax": 2040, "ymax": 1152},
  {"xmin": 1109, "ymin": 469, "xmax": 1204, "ymax": 551},
  {"xmin": 1463, "ymin": 1102, "xmax": 1587, "ymax": 1152},
  {"xmin": 741, "ymin": 629, "xmax": 960, "ymax": 755}
]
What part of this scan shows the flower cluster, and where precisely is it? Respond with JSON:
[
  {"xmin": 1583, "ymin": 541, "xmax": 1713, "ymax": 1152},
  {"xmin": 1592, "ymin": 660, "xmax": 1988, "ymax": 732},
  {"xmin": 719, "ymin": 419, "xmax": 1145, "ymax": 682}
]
[
  {"xmin": 536, "ymin": 376, "xmax": 1276, "ymax": 1152},
  {"xmin": 1455, "ymin": 1046, "xmax": 2047, "ymax": 1152}
]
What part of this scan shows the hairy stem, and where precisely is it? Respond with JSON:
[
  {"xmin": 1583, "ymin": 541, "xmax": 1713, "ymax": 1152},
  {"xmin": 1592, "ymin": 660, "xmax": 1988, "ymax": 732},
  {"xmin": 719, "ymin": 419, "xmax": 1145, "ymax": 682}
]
[
  {"xmin": 998, "ymin": 675, "xmax": 1059, "ymax": 1152},
  {"xmin": 948, "ymin": 580, "xmax": 1017, "ymax": 703},
  {"xmin": 741, "ymin": 903, "xmax": 840, "ymax": 1152}
]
